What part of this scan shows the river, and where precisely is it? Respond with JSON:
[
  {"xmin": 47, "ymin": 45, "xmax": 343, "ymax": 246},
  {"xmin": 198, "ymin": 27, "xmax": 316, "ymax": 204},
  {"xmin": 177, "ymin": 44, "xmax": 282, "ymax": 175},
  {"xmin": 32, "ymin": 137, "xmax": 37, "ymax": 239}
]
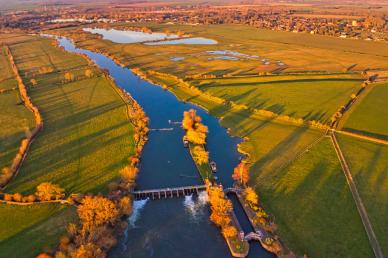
[{"xmin": 57, "ymin": 37, "xmax": 275, "ymax": 258}]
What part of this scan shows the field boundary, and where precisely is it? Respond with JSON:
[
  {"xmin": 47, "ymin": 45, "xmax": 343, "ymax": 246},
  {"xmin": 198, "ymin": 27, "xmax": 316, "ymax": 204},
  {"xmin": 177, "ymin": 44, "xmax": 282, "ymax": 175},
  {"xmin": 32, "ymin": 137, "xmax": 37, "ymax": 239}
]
[
  {"xmin": 330, "ymin": 131, "xmax": 384, "ymax": 258},
  {"xmin": 335, "ymin": 130, "xmax": 388, "ymax": 146}
]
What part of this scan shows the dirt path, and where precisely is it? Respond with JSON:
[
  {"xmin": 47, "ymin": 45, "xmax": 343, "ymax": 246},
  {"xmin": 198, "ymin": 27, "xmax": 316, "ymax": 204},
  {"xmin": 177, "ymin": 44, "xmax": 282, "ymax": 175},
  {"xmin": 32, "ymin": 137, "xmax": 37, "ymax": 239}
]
[{"xmin": 330, "ymin": 131, "xmax": 384, "ymax": 258}]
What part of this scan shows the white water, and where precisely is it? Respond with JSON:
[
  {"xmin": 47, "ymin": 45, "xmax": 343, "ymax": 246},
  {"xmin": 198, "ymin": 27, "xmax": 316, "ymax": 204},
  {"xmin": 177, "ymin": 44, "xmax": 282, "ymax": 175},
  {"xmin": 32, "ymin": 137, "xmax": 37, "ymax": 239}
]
[
  {"xmin": 183, "ymin": 191, "xmax": 209, "ymax": 221},
  {"xmin": 128, "ymin": 198, "xmax": 149, "ymax": 227}
]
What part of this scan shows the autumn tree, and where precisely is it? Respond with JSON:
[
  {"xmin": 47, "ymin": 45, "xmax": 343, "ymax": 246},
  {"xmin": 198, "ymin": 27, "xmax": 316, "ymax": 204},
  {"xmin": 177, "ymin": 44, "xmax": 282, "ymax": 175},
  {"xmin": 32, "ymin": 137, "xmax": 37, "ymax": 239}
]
[
  {"xmin": 120, "ymin": 165, "xmax": 139, "ymax": 189},
  {"xmin": 77, "ymin": 196, "xmax": 119, "ymax": 232},
  {"xmin": 243, "ymin": 187, "xmax": 259, "ymax": 207},
  {"xmin": 85, "ymin": 69, "xmax": 93, "ymax": 78},
  {"xmin": 36, "ymin": 253, "xmax": 52, "ymax": 258},
  {"xmin": 222, "ymin": 225, "xmax": 237, "ymax": 238},
  {"xmin": 118, "ymin": 196, "xmax": 133, "ymax": 216},
  {"xmin": 186, "ymin": 129, "xmax": 206, "ymax": 145},
  {"xmin": 35, "ymin": 182, "xmax": 64, "ymax": 201},
  {"xmin": 71, "ymin": 243, "xmax": 105, "ymax": 258},
  {"xmin": 192, "ymin": 146, "xmax": 209, "ymax": 165},
  {"xmin": 207, "ymin": 185, "xmax": 232, "ymax": 228},
  {"xmin": 30, "ymin": 78, "xmax": 37, "ymax": 86},
  {"xmin": 12, "ymin": 193, "xmax": 23, "ymax": 202},
  {"xmin": 232, "ymin": 162, "xmax": 250, "ymax": 186},
  {"xmin": 64, "ymin": 72, "xmax": 74, "ymax": 82}
]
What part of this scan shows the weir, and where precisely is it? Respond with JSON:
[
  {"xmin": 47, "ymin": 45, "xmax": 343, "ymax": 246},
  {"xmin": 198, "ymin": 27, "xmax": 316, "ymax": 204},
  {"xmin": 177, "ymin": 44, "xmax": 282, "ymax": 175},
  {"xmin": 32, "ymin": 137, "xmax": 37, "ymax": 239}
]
[{"xmin": 132, "ymin": 185, "xmax": 207, "ymax": 200}]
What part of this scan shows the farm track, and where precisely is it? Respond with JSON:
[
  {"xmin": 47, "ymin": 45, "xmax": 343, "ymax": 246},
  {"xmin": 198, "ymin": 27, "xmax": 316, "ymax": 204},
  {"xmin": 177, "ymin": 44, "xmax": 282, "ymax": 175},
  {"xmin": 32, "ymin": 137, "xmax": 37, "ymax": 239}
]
[{"xmin": 330, "ymin": 131, "xmax": 384, "ymax": 258}]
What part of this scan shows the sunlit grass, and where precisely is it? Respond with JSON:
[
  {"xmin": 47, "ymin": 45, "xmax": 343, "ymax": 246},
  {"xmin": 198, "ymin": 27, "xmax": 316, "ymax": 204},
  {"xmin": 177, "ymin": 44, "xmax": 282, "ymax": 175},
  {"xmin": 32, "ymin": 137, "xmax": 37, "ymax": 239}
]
[
  {"xmin": 337, "ymin": 135, "xmax": 388, "ymax": 256},
  {"xmin": 342, "ymin": 82, "xmax": 388, "ymax": 140}
]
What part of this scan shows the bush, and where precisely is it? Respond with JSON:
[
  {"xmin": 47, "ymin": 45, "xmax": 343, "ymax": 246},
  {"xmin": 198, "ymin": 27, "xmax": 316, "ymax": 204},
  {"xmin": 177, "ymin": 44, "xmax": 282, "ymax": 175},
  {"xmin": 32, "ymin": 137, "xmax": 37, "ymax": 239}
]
[
  {"xmin": 12, "ymin": 193, "xmax": 23, "ymax": 202},
  {"xmin": 36, "ymin": 182, "xmax": 65, "ymax": 201},
  {"xmin": 3, "ymin": 193, "xmax": 12, "ymax": 201}
]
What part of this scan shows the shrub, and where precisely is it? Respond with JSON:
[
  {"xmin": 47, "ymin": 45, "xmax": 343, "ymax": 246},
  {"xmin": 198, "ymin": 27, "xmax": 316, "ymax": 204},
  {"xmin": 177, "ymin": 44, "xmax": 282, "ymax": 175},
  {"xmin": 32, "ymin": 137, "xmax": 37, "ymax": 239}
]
[
  {"xmin": 36, "ymin": 182, "xmax": 65, "ymax": 201},
  {"xmin": 12, "ymin": 193, "xmax": 23, "ymax": 202},
  {"xmin": 3, "ymin": 193, "xmax": 12, "ymax": 201}
]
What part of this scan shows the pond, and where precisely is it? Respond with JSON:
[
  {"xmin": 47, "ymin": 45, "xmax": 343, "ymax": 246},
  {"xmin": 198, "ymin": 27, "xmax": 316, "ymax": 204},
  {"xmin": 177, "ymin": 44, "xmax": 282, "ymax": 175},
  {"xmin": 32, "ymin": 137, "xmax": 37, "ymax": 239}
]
[
  {"xmin": 145, "ymin": 37, "xmax": 218, "ymax": 45},
  {"xmin": 83, "ymin": 28, "xmax": 179, "ymax": 43}
]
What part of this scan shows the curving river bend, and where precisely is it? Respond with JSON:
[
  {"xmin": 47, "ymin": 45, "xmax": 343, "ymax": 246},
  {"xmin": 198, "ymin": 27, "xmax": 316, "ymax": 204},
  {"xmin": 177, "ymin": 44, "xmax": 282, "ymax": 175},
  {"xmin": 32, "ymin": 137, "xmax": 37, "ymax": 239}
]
[{"xmin": 58, "ymin": 37, "xmax": 274, "ymax": 258}]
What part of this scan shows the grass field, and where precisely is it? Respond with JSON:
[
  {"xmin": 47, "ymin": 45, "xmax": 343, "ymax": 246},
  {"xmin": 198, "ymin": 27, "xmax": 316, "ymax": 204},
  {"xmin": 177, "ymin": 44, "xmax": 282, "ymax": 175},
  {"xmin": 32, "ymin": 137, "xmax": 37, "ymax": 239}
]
[
  {"xmin": 55, "ymin": 22, "xmax": 388, "ymax": 79},
  {"xmin": 256, "ymin": 138, "xmax": 373, "ymax": 258},
  {"xmin": 0, "ymin": 44, "xmax": 35, "ymax": 172},
  {"xmin": 337, "ymin": 135, "xmax": 388, "ymax": 256},
  {"xmin": 0, "ymin": 46, "xmax": 17, "ymax": 91},
  {"xmin": 191, "ymin": 74, "xmax": 362, "ymax": 122},
  {"xmin": 0, "ymin": 33, "xmax": 135, "ymax": 257},
  {"xmin": 0, "ymin": 204, "xmax": 76, "ymax": 257},
  {"xmin": 2, "ymin": 34, "xmax": 135, "ymax": 195},
  {"xmin": 0, "ymin": 91, "xmax": 35, "ymax": 169},
  {"xmin": 341, "ymin": 82, "xmax": 388, "ymax": 140}
]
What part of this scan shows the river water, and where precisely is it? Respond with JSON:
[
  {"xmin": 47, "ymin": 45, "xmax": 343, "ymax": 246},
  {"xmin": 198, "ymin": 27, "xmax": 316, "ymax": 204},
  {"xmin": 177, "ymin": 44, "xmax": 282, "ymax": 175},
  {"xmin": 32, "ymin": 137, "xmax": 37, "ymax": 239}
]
[{"xmin": 58, "ymin": 37, "xmax": 274, "ymax": 258}]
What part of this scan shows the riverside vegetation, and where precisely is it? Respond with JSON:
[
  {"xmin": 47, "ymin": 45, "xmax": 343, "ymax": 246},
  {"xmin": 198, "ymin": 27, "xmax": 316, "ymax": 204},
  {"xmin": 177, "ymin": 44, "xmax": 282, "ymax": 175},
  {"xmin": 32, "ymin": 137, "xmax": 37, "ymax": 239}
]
[{"xmin": 53, "ymin": 23, "xmax": 388, "ymax": 258}]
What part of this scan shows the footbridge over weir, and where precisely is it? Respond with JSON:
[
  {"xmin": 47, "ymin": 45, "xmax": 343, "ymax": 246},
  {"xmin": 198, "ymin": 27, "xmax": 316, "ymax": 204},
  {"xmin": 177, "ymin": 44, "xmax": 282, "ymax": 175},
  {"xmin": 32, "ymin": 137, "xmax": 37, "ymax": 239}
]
[{"xmin": 132, "ymin": 185, "xmax": 207, "ymax": 200}]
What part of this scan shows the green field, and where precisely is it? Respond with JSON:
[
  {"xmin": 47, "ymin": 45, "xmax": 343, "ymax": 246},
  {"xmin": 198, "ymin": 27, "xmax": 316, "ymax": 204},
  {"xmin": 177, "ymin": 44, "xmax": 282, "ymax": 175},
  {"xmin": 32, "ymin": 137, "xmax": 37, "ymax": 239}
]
[
  {"xmin": 192, "ymin": 74, "xmax": 362, "ymax": 122},
  {"xmin": 341, "ymin": 82, "xmax": 388, "ymax": 140},
  {"xmin": 0, "ymin": 33, "xmax": 135, "ymax": 257},
  {"xmin": 0, "ymin": 46, "xmax": 17, "ymax": 91},
  {"xmin": 0, "ymin": 204, "xmax": 76, "ymax": 257},
  {"xmin": 2, "ymin": 34, "xmax": 135, "ymax": 195},
  {"xmin": 0, "ymin": 91, "xmax": 35, "ymax": 168},
  {"xmin": 257, "ymin": 138, "xmax": 373, "ymax": 257},
  {"xmin": 337, "ymin": 135, "xmax": 388, "ymax": 256},
  {"xmin": 0, "ymin": 43, "xmax": 35, "ymax": 172}
]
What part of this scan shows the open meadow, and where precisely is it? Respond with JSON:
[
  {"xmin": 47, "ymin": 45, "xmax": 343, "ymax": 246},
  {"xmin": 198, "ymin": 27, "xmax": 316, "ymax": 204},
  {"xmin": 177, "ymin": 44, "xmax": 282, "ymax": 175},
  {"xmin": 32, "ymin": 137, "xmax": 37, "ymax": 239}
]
[
  {"xmin": 0, "ymin": 204, "xmax": 76, "ymax": 257},
  {"xmin": 0, "ymin": 45, "xmax": 35, "ymax": 169},
  {"xmin": 258, "ymin": 138, "xmax": 374, "ymax": 258},
  {"xmin": 337, "ymin": 135, "xmax": 388, "ymax": 256},
  {"xmin": 341, "ymin": 82, "xmax": 388, "ymax": 140},
  {"xmin": 0, "ymin": 33, "xmax": 135, "ymax": 256},
  {"xmin": 191, "ymin": 74, "xmax": 363, "ymax": 122},
  {"xmin": 3, "ymin": 34, "xmax": 135, "ymax": 195}
]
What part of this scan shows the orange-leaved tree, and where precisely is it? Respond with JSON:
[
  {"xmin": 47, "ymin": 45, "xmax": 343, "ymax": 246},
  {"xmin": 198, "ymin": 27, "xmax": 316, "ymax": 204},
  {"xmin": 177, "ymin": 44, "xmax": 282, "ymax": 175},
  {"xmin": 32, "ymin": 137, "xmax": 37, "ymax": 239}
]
[
  {"xmin": 232, "ymin": 162, "xmax": 250, "ymax": 186},
  {"xmin": 77, "ymin": 196, "xmax": 119, "ymax": 233}
]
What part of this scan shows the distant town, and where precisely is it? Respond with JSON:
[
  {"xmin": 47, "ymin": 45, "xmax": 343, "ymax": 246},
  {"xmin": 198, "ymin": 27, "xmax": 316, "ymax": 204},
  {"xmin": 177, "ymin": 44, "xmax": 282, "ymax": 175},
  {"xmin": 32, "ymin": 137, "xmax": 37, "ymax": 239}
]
[{"xmin": 1, "ymin": 2, "xmax": 387, "ymax": 41}]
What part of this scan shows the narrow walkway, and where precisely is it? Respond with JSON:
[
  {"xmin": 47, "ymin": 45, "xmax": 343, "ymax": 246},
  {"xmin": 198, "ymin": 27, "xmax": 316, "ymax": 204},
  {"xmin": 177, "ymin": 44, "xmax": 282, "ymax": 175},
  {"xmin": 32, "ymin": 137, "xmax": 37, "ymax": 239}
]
[{"xmin": 330, "ymin": 131, "xmax": 384, "ymax": 258}]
